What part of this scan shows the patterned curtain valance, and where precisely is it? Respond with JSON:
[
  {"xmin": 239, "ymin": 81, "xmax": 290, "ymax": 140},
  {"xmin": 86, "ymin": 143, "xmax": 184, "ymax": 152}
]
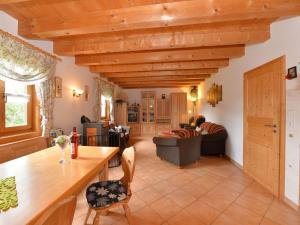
[
  {"xmin": 0, "ymin": 30, "xmax": 58, "ymax": 84},
  {"xmin": 100, "ymin": 80, "xmax": 114, "ymax": 97}
]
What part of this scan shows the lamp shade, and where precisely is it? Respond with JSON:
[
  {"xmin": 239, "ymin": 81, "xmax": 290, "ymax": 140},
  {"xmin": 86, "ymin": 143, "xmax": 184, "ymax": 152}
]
[{"xmin": 190, "ymin": 86, "xmax": 198, "ymax": 102}]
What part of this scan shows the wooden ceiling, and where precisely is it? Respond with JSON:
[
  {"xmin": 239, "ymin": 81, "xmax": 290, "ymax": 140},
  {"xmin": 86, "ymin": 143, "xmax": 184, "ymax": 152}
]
[{"xmin": 1, "ymin": 0, "xmax": 300, "ymax": 89}]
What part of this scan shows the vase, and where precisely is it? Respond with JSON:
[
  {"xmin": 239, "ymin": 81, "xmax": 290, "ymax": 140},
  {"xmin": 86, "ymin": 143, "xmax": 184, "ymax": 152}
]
[{"xmin": 58, "ymin": 144, "xmax": 69, "ymax": 164}]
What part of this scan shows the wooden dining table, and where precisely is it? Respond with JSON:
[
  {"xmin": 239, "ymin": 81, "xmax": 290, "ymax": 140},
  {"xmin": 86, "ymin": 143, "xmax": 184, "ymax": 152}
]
[{"xmin": 0, "ymin": 145, "xmax": 119, "ymax": 225}]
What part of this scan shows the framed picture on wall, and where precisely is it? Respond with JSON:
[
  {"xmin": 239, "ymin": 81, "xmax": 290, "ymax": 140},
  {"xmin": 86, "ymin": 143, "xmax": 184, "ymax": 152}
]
[
  {"xmin": 54, "ymin": 76, "xmax": 62, "ymax": 98},
  {"xmin": 286, "ymin": 66, "xmax": 297, "ymax": 80}
]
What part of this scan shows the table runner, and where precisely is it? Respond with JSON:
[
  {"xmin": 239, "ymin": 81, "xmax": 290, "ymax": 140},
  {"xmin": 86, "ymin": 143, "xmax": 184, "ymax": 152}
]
[{"xmin": 0, "ymin": 176, "xmax": 18, "ymax": 212}]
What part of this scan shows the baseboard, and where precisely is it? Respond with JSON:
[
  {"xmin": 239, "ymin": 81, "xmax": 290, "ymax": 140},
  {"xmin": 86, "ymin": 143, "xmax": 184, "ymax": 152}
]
[
  {"xmin": 283, "ymin": 197, "xmax": 300, "ymax": 212},
  {"xmin": 224, "ymin": 155, "xmax": 243, "ymax": 170}
]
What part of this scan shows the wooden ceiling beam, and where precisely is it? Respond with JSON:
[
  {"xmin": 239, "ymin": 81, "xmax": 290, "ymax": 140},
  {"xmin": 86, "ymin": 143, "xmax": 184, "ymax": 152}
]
[
  {"xmin": 90, "ymin": 60, "xmax": 228, "ymax": 73},
  {"xmin": 18, "ymin": 0, "xmax": 300, "ymax": 38},
  {"xmin": 109, "ymin": 75, "xmax": 210, "ymax": 82},
  {"xmin": 76, "ymin": 45, "xmax": 243, "ymax": 66},
  {"xmin": 115, "ymin": 80, "xmax": 204, "ymax": 85},
  {"xmin": 119, "ymin": 82, "xmax": 202, "ymax": 88},
  {"xmin": 102, "ymin": 69, "xmax": 217, "ymax": 78},
  {"xmin": 54, "ymin": 20, "xmax": 270, "ymax": 55},
  {"xmin": 122, "ymin": 85, "xmax": 194, "ymax": 89}
]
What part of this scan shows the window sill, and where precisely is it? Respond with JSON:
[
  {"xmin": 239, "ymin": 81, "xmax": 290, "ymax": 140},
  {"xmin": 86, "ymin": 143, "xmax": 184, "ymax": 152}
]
[{"xmin": 0, "ymin": 131, "xmax": 41, "ymax": 145}]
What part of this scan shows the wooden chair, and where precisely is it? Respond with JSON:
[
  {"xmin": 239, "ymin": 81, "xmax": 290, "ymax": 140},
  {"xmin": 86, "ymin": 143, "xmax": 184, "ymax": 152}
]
[
  {"xmin": 34, "ymin": 196, "xmax": 77, "ymax": 225},
  {"xmin": 86, "ymin": 128, "xmax": 97, "ymax": 146},
  {"xmin": 84, "ymin": 146, "xmax": 136, "ymax": 225}
]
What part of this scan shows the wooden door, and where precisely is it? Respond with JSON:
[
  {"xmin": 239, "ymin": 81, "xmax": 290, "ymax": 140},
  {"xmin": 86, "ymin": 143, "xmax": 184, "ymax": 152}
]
[
  {"xmin": 171, "ymin": 94, "xmax": 179, "ymax": 129},
  {"xmin": 156, "ymin": 99, "xmax": 164, "ymax": 119},
  {"xmin": 164, "ymin": 99, "xmax": 171, "ymax": 119},
  {"xmin": 244, "ymin": 56, "xmax": 285, "ymax": 197},
  {"xmin": 178, "ymin": 93, "xmax": 188, "ymax": 123}
]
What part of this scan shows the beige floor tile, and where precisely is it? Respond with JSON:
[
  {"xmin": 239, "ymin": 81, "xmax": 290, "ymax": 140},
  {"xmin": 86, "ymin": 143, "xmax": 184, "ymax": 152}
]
[
  {"xmin": 185, "ymin": 200, "xmax": 220, "ymax": 225},
  {"xmin": 153, "ymin": 180, "xmax": 179, "ymax": 195},
  {"xmin": 234, "ymin": 194, "xmax": 271, "ymax": 216},
  {"xmin": 180, "ymin": 181, "xmax": 209, "ymax": 199},
  {"xmin": 130, "ymin": 177, "xmax": 150, "ymax": 192},
  {"xmin": 168, "ymin": 210, "xmax": 205, "ymax": 225},
  {"xmin": 128, "ymin": 195, "xmax": 147, "ymax": 212},
  {"xmin": 218, "ymin": 179, "xmax": 250, "ymax": 193},
  {"xmin": 260, "ymin": 218, "xmax": 282, "ymax": 225},
  {"xmin": 167, "ymin": 189, "xmax": 197, "ymax": 208},
  {"xmin": 265, "ymin": 200, "xmax": 300, "ymax": 225},
  {"xmin": 200, "ymin": 186, "xmax": 240, "ymax": 211},
  {"xmin": 193, "ymin": 173, "xmax": 223, "ymax": 190},
  {"xmin": 221, "ymin": 203, "xmax": 262, "ymax": 225},
  {"xmin": 167, "ymin": 172, "xmax": 198, "ymax": 187},
  {"xmin": 136, "ymin": 186, "xmax": 163, "ymax": 205},
  {"xmin": 72, "ymin": 137, "xmax": 299, "ymax": 225},
  {"xmin": 130, "ymin": 206, "xmax": 164, "ymax": 225},
  {"xmin": 150, "ymin": 196, "xmax": 182, "ymax": 220}
]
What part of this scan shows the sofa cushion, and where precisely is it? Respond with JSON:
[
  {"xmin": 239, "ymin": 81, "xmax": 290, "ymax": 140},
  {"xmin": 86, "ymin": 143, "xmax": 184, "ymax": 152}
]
[
  {"xmin": 200, "ymin": 122, "xmax": 225, "ymax": 134},
  {"xmin": 86, "ymin": 180, "xmax": 127, "ymax": 208},
  {"xmin": 171, "ymin": 129, "xmax": 200, "ymax": 138}
]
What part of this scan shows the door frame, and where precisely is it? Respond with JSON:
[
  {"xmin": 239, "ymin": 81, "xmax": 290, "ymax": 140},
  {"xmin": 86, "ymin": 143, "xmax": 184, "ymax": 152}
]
[{"xmin": 243, "ymin": 56, "xmax": 286, "ymax": 199}]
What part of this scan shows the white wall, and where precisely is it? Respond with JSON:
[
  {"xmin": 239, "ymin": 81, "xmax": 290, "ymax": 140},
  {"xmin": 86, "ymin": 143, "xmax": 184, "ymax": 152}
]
[
  {"xmin": 0, "ymin": 11, "xmax": 97, "ymax": 134},
  {"xmin": 201, "ymin": 17, "xmax": 300, "ymax": 205}
]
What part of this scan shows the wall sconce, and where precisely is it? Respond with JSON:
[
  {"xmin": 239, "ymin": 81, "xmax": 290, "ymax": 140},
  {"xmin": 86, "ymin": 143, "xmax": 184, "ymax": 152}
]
[
  {"xmin": 190, "ymin": 86, "xmax": 198, "ymax": 104},
  {"xmin": 72, "ymin": 89, "xmax": 84, "ymax": 97},
  {"xmin": 206, "ymin": 83, "xmax": 222, "ymax": 107}
]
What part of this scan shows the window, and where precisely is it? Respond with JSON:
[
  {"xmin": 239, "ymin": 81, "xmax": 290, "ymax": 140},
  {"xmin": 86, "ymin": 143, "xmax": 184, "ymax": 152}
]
[
  {"xmin": 101, "ymin": 95, "xmax": 112, "ymax": 119},
  {"xmin": 0, "ymin": 80, "xmax": 39, "ymax": 137},
  {"xmin": 5, "ymin": 82, "xmax": 29, "ymax": 128}
]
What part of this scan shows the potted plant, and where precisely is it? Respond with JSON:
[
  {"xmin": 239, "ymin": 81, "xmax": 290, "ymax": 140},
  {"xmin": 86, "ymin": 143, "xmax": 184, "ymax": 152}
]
[{"xmin": 55, "ymin": 135, "xmax": 70, "ymax": 164}]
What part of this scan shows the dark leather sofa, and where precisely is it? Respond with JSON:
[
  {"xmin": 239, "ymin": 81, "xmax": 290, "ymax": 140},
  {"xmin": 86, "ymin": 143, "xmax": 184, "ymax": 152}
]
[
  {"xmin": 153, "ymin": 133, "xmax": 202, "ymax": 167},
  {"xmin": 200, "ymin": 122, "xmax": 227, "ymax": 156}
]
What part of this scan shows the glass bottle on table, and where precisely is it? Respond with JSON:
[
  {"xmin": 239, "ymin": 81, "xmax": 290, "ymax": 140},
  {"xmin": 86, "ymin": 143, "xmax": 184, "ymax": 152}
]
[{"xmin": 70, "ymin": 127, "xmax": 78, "ymax": 159}]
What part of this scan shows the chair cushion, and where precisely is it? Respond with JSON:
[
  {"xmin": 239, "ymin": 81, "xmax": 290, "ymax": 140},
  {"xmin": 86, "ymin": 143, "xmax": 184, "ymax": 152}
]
[{"xmin": 86, "ymin": 180, "xmax": 127, "ymax": 208}]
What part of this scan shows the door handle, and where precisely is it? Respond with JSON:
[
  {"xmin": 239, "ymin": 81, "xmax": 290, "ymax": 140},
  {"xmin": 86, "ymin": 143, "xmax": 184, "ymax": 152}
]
[{"xmin": 264, "ymin": 124, "xmax": 277, "ymax": 128}]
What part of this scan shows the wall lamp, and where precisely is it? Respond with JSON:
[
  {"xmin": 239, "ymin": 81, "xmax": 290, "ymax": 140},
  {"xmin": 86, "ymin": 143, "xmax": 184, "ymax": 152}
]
[{"xmin": 72, "ymin": 88, "xmax": 84, "ymax": 97}]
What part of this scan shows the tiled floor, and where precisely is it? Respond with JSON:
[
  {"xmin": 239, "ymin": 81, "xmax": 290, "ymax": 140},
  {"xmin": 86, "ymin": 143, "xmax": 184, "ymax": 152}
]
[{"xmin": 73, "ymin": 137, "xmax": 300, "ymax": 225}]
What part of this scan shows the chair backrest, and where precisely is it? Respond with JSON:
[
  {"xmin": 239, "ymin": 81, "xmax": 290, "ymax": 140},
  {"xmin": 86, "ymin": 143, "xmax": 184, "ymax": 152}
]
[
  {"xmin": 34, "ymin": 196, "xmax": 77, "ymax": 225},
  {"xmin": 86, "ymin": 128, "xmax": 97, "ymax": 146},
  {"xmin": 121, "ymin": 146, "xmax": 136, "ymax": 194}
]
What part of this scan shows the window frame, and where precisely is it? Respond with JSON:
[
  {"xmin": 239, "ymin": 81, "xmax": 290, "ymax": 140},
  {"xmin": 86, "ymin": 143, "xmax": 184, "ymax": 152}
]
[{"xmin": 0, "ymin": 80, "xmax": 40, "ymax": 143}]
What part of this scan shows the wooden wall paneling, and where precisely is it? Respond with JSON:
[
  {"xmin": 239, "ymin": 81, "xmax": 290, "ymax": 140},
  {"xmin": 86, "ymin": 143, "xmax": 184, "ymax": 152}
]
[
  {"xmin": 0, "ymin": 137, "xmax": 47, "ymax": 163},
  {"xmin": 170, "ymin": 93, "xmax": 187, "ymax": 129},
  {"xmin": 90, "ymin": 60, "xmax": 229, "ymax": 73},
  {"xmin": 156, "ymin": 98, "xmax": 171, "ymax": 120},
  {"xmin": 114, "ymin": 102, "xmax": 127, "ymax": 125},
  {"xmin": 129, "ymin": 123, "xmax": 141, "ymax": 137}
]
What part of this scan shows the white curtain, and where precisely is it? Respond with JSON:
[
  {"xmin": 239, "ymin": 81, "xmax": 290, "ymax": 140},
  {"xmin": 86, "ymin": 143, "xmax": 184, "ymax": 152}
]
[
  {"xmin": 0, "ymin": 29, "xmax": 57, "ymax": 137},
  {"xmin": 94, "ymin": 78, "xmax": 115, "ymax": 121},
  {"xmin": 35, "ymin": 79, "xmax": 55, "ymax": 137}
]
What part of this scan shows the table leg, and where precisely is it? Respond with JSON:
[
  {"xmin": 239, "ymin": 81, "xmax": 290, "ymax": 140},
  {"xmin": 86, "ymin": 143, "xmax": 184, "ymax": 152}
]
[{"xmin": 99, "ymin": 162, "xmax": 109, "ymax": 181}]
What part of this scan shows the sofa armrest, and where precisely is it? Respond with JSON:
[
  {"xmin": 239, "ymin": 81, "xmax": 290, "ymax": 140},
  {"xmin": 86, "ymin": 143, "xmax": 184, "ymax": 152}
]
[{"xmin": 153, "ymin": 137, "xmax": 178, "ymax": 146}]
